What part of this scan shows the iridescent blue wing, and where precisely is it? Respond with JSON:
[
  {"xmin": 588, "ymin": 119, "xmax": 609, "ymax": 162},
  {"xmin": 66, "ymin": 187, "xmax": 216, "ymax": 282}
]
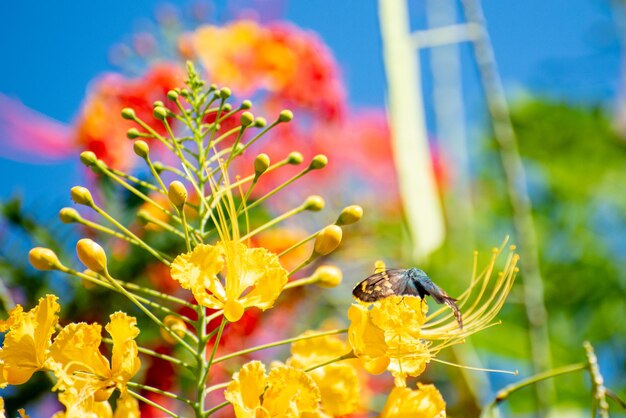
[{"xmin": 352, "ymin": 269, "xmax": 419, "ymax": 302}]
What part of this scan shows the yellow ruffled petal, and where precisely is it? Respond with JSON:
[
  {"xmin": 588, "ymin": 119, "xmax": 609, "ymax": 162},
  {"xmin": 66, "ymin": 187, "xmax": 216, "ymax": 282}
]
[
  {"xmin": 55, "ymin": 379, "xmax": 114, "ymax": 418},
  {"xmin": 113, "ymin": 391, "xmax": 140, "ymax": 418},
  {"xmin": 170, "ymin": 244, "xmax": 225, "ymax": 309},
  {"xmin": 224, "ymin": 361, "xmax": 266, "ymax": 417},
  {"xmin": 48, "ymin": 322, "xmax": 110, "ymax": 390},
  {"xmin": 314, "ymin": 364, "xmax": 359, "ymax": 416},
  {"xmin": 263, "ymin": 365, "xmax": 321, "ymax": 417},
  {"xmin": 370, "ymin": 296, "xmax": 428, "ymax": 340},
  {"xmin": 288, "ymin": 331, "xmax": 350, "ymax": 369},
  {"xmin": 380, "ymin": 384, "xmax": 446, "ymax": 418},
  {"xmin": 0, "ymin": 295, "xmax": 60, "ymax": 387},
  {"xmin": 348, "ymin": 304, "xmax": 387, "ymax": 360},
  {"xmin": 106, "ymin": 312, "xmax": 141, "ymax": 388}
]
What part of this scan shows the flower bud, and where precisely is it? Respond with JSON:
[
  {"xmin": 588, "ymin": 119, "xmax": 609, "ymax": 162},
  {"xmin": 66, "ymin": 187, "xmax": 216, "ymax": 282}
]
[
  {"xmin": 278, "ymin": 110, "xmax": 293, "ymax": 123},
  {"xmin": 287, "ymin": 152, "xmax": 303, "ymax": 165},
  {"xmin": 240, "ymin": 111, "xmax": 254, "ymax": 127},
  {"xmin": 152, "ymin": 161, "xmax": 164, "ymax": 173},
  {"xmin": 232, "ymin": 142, "xmax": 245, "ymax": 156},
  {"xmin": 153, "ymin": 106, "xmax": 168, "ymax": 121},
  {"xmin": 126, "ymin": 128, "xmax": 141, "ymax": 139},
  {"xmin": 303, "ymin": 195, "xmax": 325, "ymax": 211},
  {"xmin": 336, "ymin": 205, "xmax": 363, "ymax": 226},
  {"xmin": 121, "ymin": 108, "xmax": 136, "ymax": 120},
  {"xmin": 363, "ymin": 356, "xmax": 390, "ymax": 375},
  {"xmin": 167, "ymin": 90, "xmax": 178, "ymax": 101},
  {"xmin": 254, "ymin": 117, "xmax": 267, "ymax": 128},
  {"xmin": 241, "ymin": 100, "xmax": 252, "ymax": 110},
  {"xmin": 168, "ymin": 181, "xmax": 187, "ymax": 208},
  {"xmin": 153, "ymin": 100, "xmax": 164, "ymax": 108},
  {"xmin": 309, "ymin": 154, "xmax": 328, "ymax": 170},
  {"xmin": 70, "ymin": 186, "xmax": 95, "ymax": 207},
  {"xmin": 314, "ymin": 265, "xmax": 343, "ymax": 288},
  {"xmin": 133, "ymin": 140, "xmax": 150, "ymax": 159},
  {"xmin": 223, "ymin": 103, "xmax": 232, "ymax": 112},
  {"xmin": 219, "ymin": 87, "xmax": 231, "ymax": 99},
  {"xmin": 161, "ymin": 315, "xmax": 187, "ymax": 344},
  {"xmin": 254, "ymin": 154, "xmax": 270, "ymax": 175},
  {"xmin": 79, "ymin": 151, "xmax": 98, "ymax": 167},
  {"xmin": 59, "ymin": 207, "xmax": 81, "ymax": 224},
  {"xmin": 314, "ymin": 225, "xmax": 343, "ymax": 256},
  {"xmin": 136, "ymin": 209, "xmax": 150, "ymax": 225},
  {"xmin": 29, "ymin": 247, "xmax": 61, "ymax": 271},
  {"xmin": 76, "ymin": 239, "xmax": 108, "ymax": 273}
]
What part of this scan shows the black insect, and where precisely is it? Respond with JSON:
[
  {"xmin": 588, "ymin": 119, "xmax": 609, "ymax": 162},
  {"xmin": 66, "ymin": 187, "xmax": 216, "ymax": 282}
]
[{"xmin": 352, "ymin": 268, "xmax": 463, "ymax": 329}]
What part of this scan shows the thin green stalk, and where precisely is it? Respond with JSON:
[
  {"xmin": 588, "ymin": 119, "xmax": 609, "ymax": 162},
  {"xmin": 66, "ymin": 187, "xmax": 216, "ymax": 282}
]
[
  {"xmin": 584, "ymin": 341, "xmax": 610, "ymax": 417},
  {"xmin": 103, "ymin": 338, "xmax": 193, "ymax": 369},
  {"xmin": 243, "ymin": 167, "xmax": 312, "ymax": 213},
  {"xmin": 240, "ymin": 204, "xmax": 308, "ymax": 241},
  {"xmin": 278, "ymin": 230, "xmax": 320, "ymax": 257},
  {"xmin": 194, "ymin": 307, "xmax": 210, "ymax": 418},
  {"xmin": 305, "ymin": 352, "xmax": 355, "ymax": 372},
  {"xmin": 206, "ymin": 401, "xmax": 230, "ymax": 416},
  {"xmin": 128, "ymin": 389, "xmax": 179, "ymax": 418},
  {"xmin": 480, "ymin": 363, "xmax": 586, "ymax": 417},
  {"xmin": 212, "ymin": 328, "xmax": 348, "ymax": 364},
  {"xmin": 127, "ymin": 381, "xmax": 194, "ymax": 406},
  {"xmin": 110, "ymin": 167, "xmax": 161, "ymax": 192}
]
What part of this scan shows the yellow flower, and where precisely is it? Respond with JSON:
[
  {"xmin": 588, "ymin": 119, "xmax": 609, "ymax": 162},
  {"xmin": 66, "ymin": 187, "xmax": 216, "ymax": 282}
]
[
  {"xmin": 225, "ymin": 360, "xmax": 321, "ymax": 417},
  {"xmin": 0, "ymin": 295, "xmax": 60, "ymax": 387},
  {"xmin": 51, "ymin": 387, "xmax": 138, "ymax": 418},
  {"xmin": 380, "ymin": 384, "xmax": 446, "ymax": 418},
  {"xmin": 171, "ymin": 241, "xmax": 288, "ymax": 322},
  {"xmin": 287, "ymin": 332, "xmax": 360, "ymax": 416},
  {"xmin": 49, "ymin": 312, "xmax": 141, "ymax": 403},
  {"xmin": 348, "ymin": 245, "xmax": 519, "ymax": 385}
]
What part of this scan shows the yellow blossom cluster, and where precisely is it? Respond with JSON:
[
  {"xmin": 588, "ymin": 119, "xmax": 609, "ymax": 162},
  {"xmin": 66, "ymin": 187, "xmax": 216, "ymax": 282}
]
[{"xmin": 0, "ymin": 295, "xmax": 140, "ymax": 417}]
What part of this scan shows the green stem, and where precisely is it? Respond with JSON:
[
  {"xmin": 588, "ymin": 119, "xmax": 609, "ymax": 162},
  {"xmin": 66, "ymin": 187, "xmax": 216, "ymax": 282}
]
[
  {"xmin": 127, "ymin": 381, "xmax": 194, "ymax": 406},
  {"xmin": 481, "ymin": 363, "xmax": 586, "ymax": 417},
  {"xmin": 128, "ymin": 389, "xmax": 179, "ymax": 417},
  {"xmin": 304, "ymin": 352, "xmax": 355, "ymax": 372},
  {"xmin": 206, "ymin": 401, "xmax": 230, "ymax": 416},
  {"xmin": 212, "ymin": 328, "xmax": 348, "ymax": 365}
]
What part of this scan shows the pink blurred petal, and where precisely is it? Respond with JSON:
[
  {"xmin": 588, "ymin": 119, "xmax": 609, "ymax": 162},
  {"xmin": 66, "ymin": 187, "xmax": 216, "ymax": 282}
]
[{"xmin": 0, "ymin": 94, "xmax": 73, "ymax": 162}]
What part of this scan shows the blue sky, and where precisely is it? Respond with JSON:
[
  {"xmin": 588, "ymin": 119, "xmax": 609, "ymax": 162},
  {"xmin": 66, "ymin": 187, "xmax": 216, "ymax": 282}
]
[{"xmin": 0, "ymin": 0, "xmax": 621, "ymax": 205}]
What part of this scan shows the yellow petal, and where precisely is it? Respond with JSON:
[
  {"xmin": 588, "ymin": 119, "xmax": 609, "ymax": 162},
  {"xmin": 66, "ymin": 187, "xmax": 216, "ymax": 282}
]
[
  {"xmin": 347, "ymin": 304, "xmax": 387, "ymax": 360},
  {"xmin": 314, "ymin": 364, "xmax": 359, "ymax": 416},
  {"xmin": 224, "ymin": 299, "xmax": 245, "ymax": 322},
  {"xmin": 370, "ymin": 296, "xmax": 428, "ymax": 340},
  {"xmin": 263, "ymin": 366, "xmax": 321, "ymax": 417},
  {"xmin": 48, "ymin": 322, "xmax": 110, "ymax": 390},
  {"xmin": 170, "ymin": 244, "xmax": 225, "ymax": 309},
  {"xmin": 225, "ymin": 361, "xmax": 266, "ymax": 417},
  {"xmin": 0, "ymin": 295, "xmax": 60, "ymax": 387},
  {"xmin": 106, "ymin": 312, "xmax": 141, "ymax": 387},
  {"xmin": 288, "ymin": 331, "xmax": 350, "ymax": 369},
  {"xmin": 113, "ymin": 391, "xmax": 140, "ymax": 418},
  {"xmin": 380, "ymin": 384, "xmax": 446, "ymax": 418}
]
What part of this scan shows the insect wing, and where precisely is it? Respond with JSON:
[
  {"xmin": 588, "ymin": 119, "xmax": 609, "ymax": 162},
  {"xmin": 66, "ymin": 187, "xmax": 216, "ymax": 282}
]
[{"xmin": 352, "ymin": 269, "xmax": 411, "ymax": 302}]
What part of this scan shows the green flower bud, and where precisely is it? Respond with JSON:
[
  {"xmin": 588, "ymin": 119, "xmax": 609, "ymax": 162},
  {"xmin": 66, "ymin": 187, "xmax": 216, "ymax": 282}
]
[
  {"xmin": 223, "ymin": 103, "xmax": 232, "ymax": 112},
  {"xmin": 153, "ymin": 100, "xmax": 164, "ymax": 108},
  {"xmin": 254, "ymin": 154, "xmax": 270, "ymax": 175},
  {"xmin": 287, "ymin": 152, "xmax": 304, "ymax": 165},
  {"xmin": 126, "ymin": 128, "xmax": 141, "ymax": 139},
  {"xmin": 309, "ymin": 154, "xmax": 328, "ymax": 170},
  {"xmin": 121, "ymin": 108, "xmax": 136, "ymax": 120},
  {"xmin": 133, "ymin": 140, "xmax": 150, "ymax": 159},
  {"xmin": 303, "ymin": 195, "xmax": 325, "ymax": 211},
  {"xmin": 79, "ymin": 151, "xmax": 98, "ymax": 167},
  {"xmin": 254, "ymin": 117, "xmax": 267, "ymax": 128},
  {"xmin": 336, "ymin": 205, "xmax": 363, "ymax": 226},
  {"xmin": 153, "ymin": 106, "xmax": 168, "ymax": 121},
  {"xmin": 241, "ymin": 100, "xmax": 252, "ymax": 110},
  {"xmin": 76, "ymin": 239, "xmax": 107, "ymax": 273},
  {"xmin": 220, "ymin": 87, "xmax": 231, "ymax": 99},
  {"xmin": 70, "ymin": 186, "xmax": 95, "ymax": 207},
  {"xmin": 152, "ymin": 161, "xmax": 164, "ymax": 173},
  {"xmin": 167, "ymin": 90, "xmax": 179, "ymax": 101},
  {"xmin": 59, "ymin": 207, "xmax": 81, "ymax": 224},
  {"xmin": 240, "ymin": 111, "xmax": 255, "ymax": 127},
  {"xmin": 278, "ymin": 110, "xmax": 293, "ymax": 123}
]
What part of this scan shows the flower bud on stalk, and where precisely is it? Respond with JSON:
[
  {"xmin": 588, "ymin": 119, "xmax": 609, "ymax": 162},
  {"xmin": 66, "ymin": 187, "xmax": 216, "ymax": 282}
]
[
  {"xmin": 70, "ymin": 186, "xmax": 95, "ymax": 207},
  {"xmin": 309, "ymin": 154, "xmax": 328, "ymax": 170},
  {"xmin": 314, "ymin": 225, "xmax": 343, "ymax": 256},
  {"xmin": 287, "ymin": 152, "xmax": 304, "ymax": 165},
  {"xmin": 76, "ymin": 239, "xmax": 108, "ymax": 273},
  {"xmin": 59, "ymin": 207, "xmax": 81, "ymax": 224},
  {"xmin": 168, "ymin": 181, "xmax": 187, "ymax": 209},
  {"xmin": 254, "ymin": 117, "xmax": 267, "ymax": 128},
  {"xmin": 336, "ymin": 205, "xmax": 363, "ymax": 226},
  {"xmin": 314, "ymin": 265, "xmax": 343, "ymax": 288},
  {"xmin": 303, "ymin": 195, "xmax": 325, "ymax": 212},
  {"xmin": 133, "ymin": 140, "xmax": 150, "ymax": 159},
  {"xmin": 240, "ymin": 112, "xmax": 255, "ymax": 127},
  {"xmin": 79, "ymin": 151, "xmax": 98, "ymax": 167},
  {"xmin": 278, "ymin": 110, "xmax": 293, "ymax": 122},
  {"xmin": 161, "ymin": 315, "xmax": 188, "ymax": 344},
  {"xmin": 28, "ymin": 248, "xmax": 62, "ymax": 271},
  {"xmin": 121, "ymin": 108, "xmax": 136, "ymax": 120},
  {"xmin": 254, "ymin": 154, "xmax": 270, "ymax": 175}
]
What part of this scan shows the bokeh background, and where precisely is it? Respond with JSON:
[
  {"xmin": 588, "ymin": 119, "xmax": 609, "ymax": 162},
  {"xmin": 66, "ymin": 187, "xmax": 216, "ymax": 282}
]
[{"xmin": 0, "ymin": 1, "xmax": 624, "ymax": 417}]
